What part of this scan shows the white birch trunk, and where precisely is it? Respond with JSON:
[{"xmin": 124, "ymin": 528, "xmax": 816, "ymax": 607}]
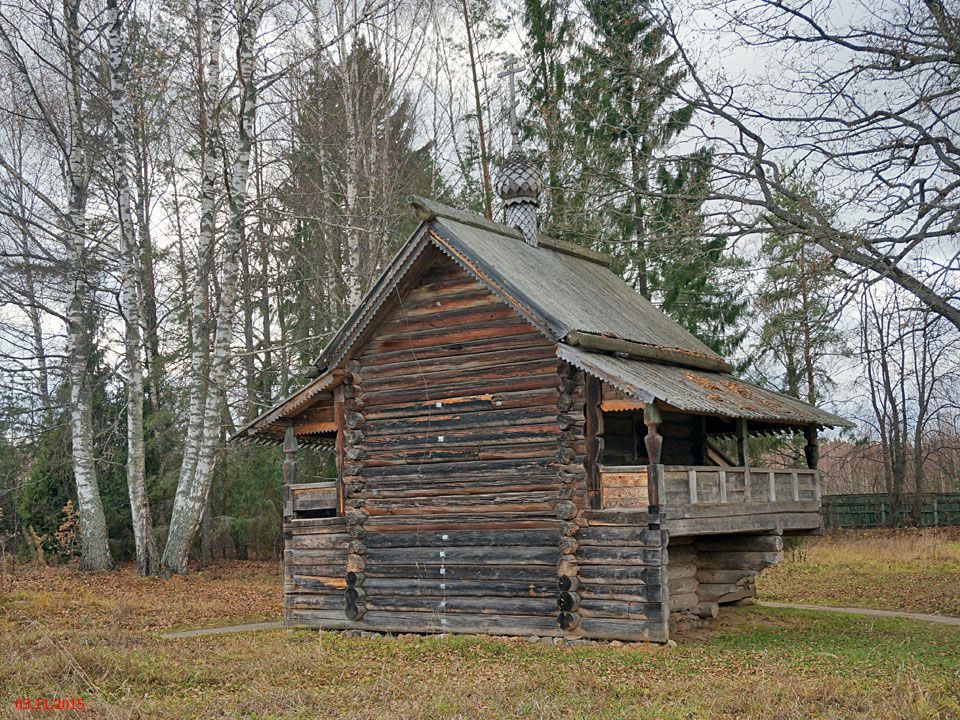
[
  {"xmin": 162, "ymin": 0, "xmax": 262, "ymax": 573},
  {"xmin": 64, "ymin": 0, "xmax": 111, "ymax": 570},
  {"xmin": 161, "ymin": 0, "xmax": 224, "ymax": 574},
  {"xmin": 338, "ymin": 11, "xmax": 363, "ymax": 312},
  {"xmin": 108, "ymin": 0, "xmax": 157, "ymax": 576}
]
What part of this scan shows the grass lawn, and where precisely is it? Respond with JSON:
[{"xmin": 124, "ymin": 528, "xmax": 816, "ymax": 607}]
[
  {"xmin": 2, "ymin": 536, "xmax": 959, "ymax": 720},
  {"xmin": 758, "ymin": 527, "xmax": 960, "ymax": 617}
]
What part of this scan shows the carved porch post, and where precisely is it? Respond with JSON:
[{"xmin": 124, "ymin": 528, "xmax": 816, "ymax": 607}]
[
  {"xmin": 643, "ymin": 402, "xmax": 663, "ymax": 465},
  {"xmin": 736, "ymin": 417, "xmax": 749, "ymax": 468},
  {"xmin": 283, "ymin": 425, "xmax": 298, "ymax": 484},
  {"xmin": 804, "ymin": 424, "xmax": 819, "ymax": 470}
]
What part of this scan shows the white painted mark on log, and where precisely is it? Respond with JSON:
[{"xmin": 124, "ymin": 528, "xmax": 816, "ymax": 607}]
[{"xmin": 437, "ymin": 435, "xmax": 444, "ymax": 443}]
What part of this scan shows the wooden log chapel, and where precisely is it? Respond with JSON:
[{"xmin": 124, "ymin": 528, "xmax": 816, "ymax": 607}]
[{"xmin": 234, "ymin": 65, "xmax": 851, "ymax": 642}]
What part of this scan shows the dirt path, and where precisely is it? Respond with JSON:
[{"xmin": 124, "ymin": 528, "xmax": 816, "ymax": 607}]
[
  {"xmin": 758, "ymin": 601, "xmax": 960, "ymax": 626},
  {"xmin": 161, "ymin": 621, "xmax": 283, "ymax": 639}
]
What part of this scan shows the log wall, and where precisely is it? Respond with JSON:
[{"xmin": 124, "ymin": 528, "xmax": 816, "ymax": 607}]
[
  {"xmin": 288, "ymin": 258, "xmax": 582, "ymax": 636},
  {"xmin": 664, "ymin": 531, "xmax": 785, "ymax": 622}
]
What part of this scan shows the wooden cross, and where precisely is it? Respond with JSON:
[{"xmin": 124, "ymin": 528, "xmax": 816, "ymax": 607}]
[{"xmin": 498, "ymin": 54, "xmax": 525, "ymax": 145}]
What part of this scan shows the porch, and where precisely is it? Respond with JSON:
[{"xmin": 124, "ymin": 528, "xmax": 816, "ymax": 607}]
[{"xmin": 599, "ymin": 464, "xmax": 823, "ymax": 537}]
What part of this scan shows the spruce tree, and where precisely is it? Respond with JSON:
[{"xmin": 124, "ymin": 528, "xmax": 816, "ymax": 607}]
[
  {"xmin": 520, "ymin": 0, "xmax": 573, "ymax": 233},
  {"xmin": 756, "ymin": 179, "xmax": 845, "ymax": 404},
  {"xmin": 564, "ymin": 0, "xmax": 747, "ymax": 355}
]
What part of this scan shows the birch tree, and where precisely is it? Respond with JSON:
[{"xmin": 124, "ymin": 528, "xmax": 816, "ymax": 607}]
[
  {"xmin": 0, "ymin": 0, "xmax": 113, "ymax": 569},
  {"xmin": 162, "ymin": 0, "xmax": 263, "ymax": 574},
  {"xmin": 107, "ymin": 0, "xmax": 157, "ymax": 576}
]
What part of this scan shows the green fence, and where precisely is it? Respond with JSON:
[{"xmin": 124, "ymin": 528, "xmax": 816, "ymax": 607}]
[{"xmin": 821, "ymin": 493, "xmax": 960, "ymax": 528}]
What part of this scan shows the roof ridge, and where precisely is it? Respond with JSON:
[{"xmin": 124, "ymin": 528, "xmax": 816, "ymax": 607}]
[{"xmin": 409, "ymin": 195, "xmax": 612, "ymax": 267}]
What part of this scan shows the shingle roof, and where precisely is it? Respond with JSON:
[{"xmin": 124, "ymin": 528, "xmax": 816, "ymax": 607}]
[
  {"xmin": 417, "ymin": 198, "xmax": 723, "ymax": 362},
  {"xmin": 559, "ymin": 346, "xmax": 852, "ymax": 428},
  {"xmin": 237, "ymin": 196, "xmax": 850, "ymax": 439}
]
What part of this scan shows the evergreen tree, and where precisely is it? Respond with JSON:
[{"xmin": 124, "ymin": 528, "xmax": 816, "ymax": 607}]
[
  {"xmin": 281, "ymin": 38, "xmax": 439, "ymax": 352},
  {"xmin": 756, "ymin": 179, "xmax": 845, "ymax": 404},
  {"xmin": 559, "ymin": 0, "xmax": 747, "ymax": 355},
  {"xmin": 520, "ymin": 0, "xmax": 573, "ymax": 232}
]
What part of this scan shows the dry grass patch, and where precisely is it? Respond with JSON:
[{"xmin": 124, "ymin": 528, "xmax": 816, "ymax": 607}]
[
  {"xmin": 2, "ymin": 560, "xmax": 959, "ymax": 719},
  {"xmin": 759, "ymin": 528, "xmax": 960, "ymax": 617}
]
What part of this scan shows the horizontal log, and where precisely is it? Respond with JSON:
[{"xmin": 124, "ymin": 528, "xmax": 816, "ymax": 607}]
[
  {"xmin": 359, "ymin": 358, "xmax": 560, "ymax": 398},
  {"xmin": 363, "ymin": 563, "xmax": 554, "ymax": 583},
  {"xmin": 362, "ymin": 492, "xmax": 558, "ymax": 517},
  {"xmin": 359, "ymin": 347, "xmax": 558, "ymax": 390},
  {"xmin": 665, "ymin": 546, "xmax": 696, "ymax": 564},
  {"xmin": 578, "ymin": 599, "xmax": 666, "ymax": 620},
  {"xmin": 578, "ymin": 584, "xmax": 663, "ymax": 603},
  {"xmin": 362, "ymin": 514, "xmax": 560, "ymax": 533},
  {"xmin": 363, "ymin": 406, "xmax": 559, "ymax": 437},
  {"xmin": 582, "ymin": 509, "xmax": 657, "ymax": 527},
  {"xmin": 362, "ymin": 528, "xmax": 560, "ymax": 548},
  {"xmin": 364, "ymin": 595, "xmax": 557, "ymax": 616},
  {"xmin": 358, "ymin": 478, "xmax": 560, "ymax": 500},
  {"xmin": 348, "ymin": 610, "xmax": 561, "ymax": 636},
  {"xmin": 567, "ymin": 330, "xmax": 733, "ymax": 374},
  {"xmin": 667, "ymin": 576, "xmax": 698, "ymax": 596},
  {"xmin": 284, "ymin": 549, "xmax": 351, "ymax": 565},
  {"xmin": 694, "ymin": 551, "xmax": 783, "ymax": 570},
  {"xmin": 361, "ymin": 578, "xmax": 556, "ymax": 598},
  {"xmin": 376, "ymin": 301, "xmax": 518, "ymax": 337},
  {"xmin": 694, "ymin": 534, "xmax": 784, "ymax": 553},
  {"xmin": 695, "ymin": 568, "xmax": 759, "ymax": 584},
  {"xmin": 286, "ymin": 562, "xmax": 348, "ymax": 576},
  {"xmin": 284, "ymin": 517, "xmax": 347, "ymax": 532},
  {"xmin": 665, "ymin": 563, "xmax": 697, "ymax": 580},
  {"xmin": 578, "ymin": 565, "xmax": 663, "ymax": 585},
  {"xmin": 363, "ymin": 441, "xmax": 559, "ymax": 467},
  {"xmin": 576, "ymin": 546, "xmax": 662, "ymax": 566},
  {"xmin": 668, "ymin": 592, "xmax": 699, "ymax": 612},
  {"xmin": 286, "ymin": 533, "xmax": 350, "ymax": 551},
  {"xmin": 360, "ymin": 372, "xmax": 561, "ymax": 409},
  {"xmin": 360, "ymin": 422, "xmax": 561, "ymax": 451},
  {"xmin": 577, "ymin": 617, "xmax": 668, "ymax": 642},
  {"xmin": 364, "ymin": 545, "xmax": 560, "ymax": 566},
  {"xmin": 368, "ymin": 318, "xmax": 541, "ymax": 355},
  {"xmin": 286, "ymin": 609, "xmax": 562, "ymax": 637},
  {"xmin": 379, "ymin": 286, "xmax": 500, "ymax": 318},
  {"xmin": 289, "ymin": 594, "xmax": 348, "ymax": 611},
  {"xmin": 360, "ymin": 332, "xmax": 550, "ymax": 370},
  {"xmin": 664, "ymin": 511, "xmax": 821, "ymax": 537},
  {"xmin": 288, "ymin": 575, "xmax": 348, "ymax": 593},
  {"xmin": 575, "ymin": 526, "xmax": 662, "ymax": 547},
  {"xmin": 362, "ymin": 458, "xmax": 554, "ymax": 479}
]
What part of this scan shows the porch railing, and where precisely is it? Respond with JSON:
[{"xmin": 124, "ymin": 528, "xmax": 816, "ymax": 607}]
[{"xmin": 598, "ymin": 464, "xmax": 820, "ymax": 510}]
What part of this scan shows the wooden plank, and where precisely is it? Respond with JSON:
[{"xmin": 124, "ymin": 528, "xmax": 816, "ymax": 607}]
[
  {"xmin": 687, "ymin": 469, "xmax": 698, "ymax": 504},
  {"xmin": 665, "ymin": 512, "xmax": 821, "ymax": 537}
]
